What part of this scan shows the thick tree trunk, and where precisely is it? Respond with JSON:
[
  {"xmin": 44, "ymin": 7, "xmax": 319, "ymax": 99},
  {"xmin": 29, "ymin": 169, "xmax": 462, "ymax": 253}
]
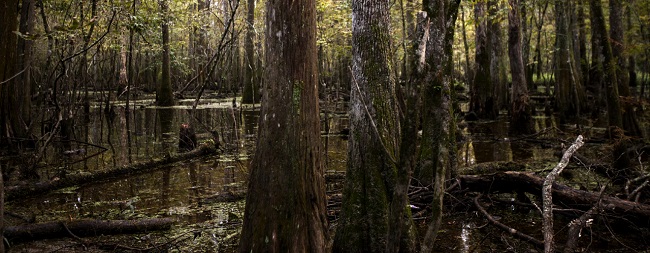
[
  {"xmin": 554, "ymin": 0, "xmax": 584, "ymax": 121},
  {"xmin": 589, "ymin": 0, "xmax": 623, "ymax": 131},
  {"xmin": 157, "ymin": 0, "xmax": 174, "ymax": 106},
  {"xmin": 333, "ymin": 0, "xmax": 403, "ymax": 251},
  {"xmin": 470, "ymin": 0, "xmax": 497, "ymax": 119},
  {"xmin": 4, "ymin": 218, "xmax": 173, "ymax": 242},
  {"xmin": 610, "ymin": 0, "xmax": 641, "ymax": 136},
  {"xmin": 238, "ymin": 0, "xmax": 329, "ymax": 250},
  {"xmin": 508, "ymin": 0, "xmax": 534, "ymax": 135},
  {"xmin": 14, "ymin": 0, "xmax": 35, "ymax": 143},
  {"xmin": 1, "ymin": 2, "xmax": 20, "ymax": 249}
]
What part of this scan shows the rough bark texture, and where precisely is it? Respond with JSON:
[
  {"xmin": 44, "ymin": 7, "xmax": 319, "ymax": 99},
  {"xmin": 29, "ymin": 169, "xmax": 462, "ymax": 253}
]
[
  {"xmin": 554, "ymin": 0, "xmax": 584, "ymax": 121},
  {"xmin": 157, "ymin": 0, "xmax": 174, "ymax": 106},
  {"xmin": 242, "ymin": 0, "xmax": 259, "ymax": 104},
  {"xmin": 238, "ymin": 0, "xmax": 329, "ymax": 250},
  {"xmin": 610, "ymin": 0, "xmax": 641, "ymax": 136},
  {"xmin": 589, "ymin": 0, "xmax": 623, "ymax": 130},
  {"xmin": 333, "ymin": 0, "xmax": 402, "ymax": 251},
  {"xmin": 4, "ymin": 218, "xmax": 173, "ymax": 242},
  {"xmin": 542, "ymin": 135, "xmax": 584, "ymax": 253},
  {"xmin": 0, "ymin": 1, "xmax": 19, "ymax": 249},
  {"xmin": 508, "ymin": 0, "xmax": 534, "ymax": 135},
  {"xmin": 470, "ymin": 0, "xmax": 497, "ymax": 119},
  {"xmin": 420, "ymin": 1, "xmax": 460, "ymax": 252}
]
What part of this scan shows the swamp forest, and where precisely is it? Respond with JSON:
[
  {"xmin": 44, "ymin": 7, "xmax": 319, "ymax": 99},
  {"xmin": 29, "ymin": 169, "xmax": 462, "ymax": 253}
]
[{"xmin": 2, "ymin": 0, "xmax": 650, "ymax": 252}]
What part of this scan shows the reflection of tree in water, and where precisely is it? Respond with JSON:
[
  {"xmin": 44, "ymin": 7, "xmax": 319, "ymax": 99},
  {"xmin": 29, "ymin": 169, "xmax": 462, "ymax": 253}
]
[{"xmin": 158, "ymin": 109, "xmax": 174, "ymax": 209}]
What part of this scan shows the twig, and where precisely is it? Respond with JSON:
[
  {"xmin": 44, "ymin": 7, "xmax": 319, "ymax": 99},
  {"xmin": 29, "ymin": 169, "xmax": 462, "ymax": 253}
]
[
  {"xmin": 473, "ymin": 194, "xmax": 544, "ymax": 248},
  {"xmin": 542, "ymin": 135, "xmax": 584, "ymax": 253}
]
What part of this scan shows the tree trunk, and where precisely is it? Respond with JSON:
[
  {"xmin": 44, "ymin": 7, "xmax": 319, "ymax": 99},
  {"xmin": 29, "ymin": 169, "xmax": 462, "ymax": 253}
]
[
  {"xmin": 333, "ymin": 0, "xmax": 403, "ymax": 251},
  {"xmin": 508, "ymin": 0, "xmax": 534, "ymax": 135},
  {"xmin": 589, "ymin": 0, "xmax": 623, "ymax": 131},
  {"xmin": 238, "ymin": 0, "xmax": 329, "ymax": 250},
  {"xmin": 242, "ymin": 0, "xmax": 259, "ymax": 104},
  {"xmin": 610, "ymin": 0, "xmax": 642, "ymax": 136},
  {"xmin": 470, "ymin": 0, "xmax": 497, "ymax": 119},
  {"xmin": 420, "ymin": 1, "xmax": 460, "ymax": 252},
  {"xmin": 4, "ymin": 218, "xmax": 173, "ymax": 242},
  {"xmin": 554, "ymin": 0, "xmax": 584, "ymax": 121},
  {"xmin": 157, "ymin": 0, "xmax": 174, "ymax": 106},
  {"xmin": 14, "ymin": 0, "xmax": 35, "ymax": 144},
  {"xmin": 0, "ymin": 7, "xmax": 19, "ymax": 253},
  {"xmin": 489, "ymin": 0, "xmax": 508, "ymax": 111}
]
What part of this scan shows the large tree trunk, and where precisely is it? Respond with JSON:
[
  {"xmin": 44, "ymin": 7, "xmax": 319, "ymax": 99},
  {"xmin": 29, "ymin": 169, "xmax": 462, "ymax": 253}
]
[
  {"xmin": 157, "ymin": 0, "xmax": 174, "ymax": 106},
  {"xmin": 242, "ymin": 0, "xmax": 259, "ymax": 104},
  {"xmin": 508, "ymin": 0, "xmax": 534, "ymax": 135},
  {"xmin": 333, "ymin": 0, "xmax": 404, "ymax": 251},
  {"xmin": 470, "ymin": 0, "xmax": 497, "ymax": 119},
  {"xmin": 589, "ymin": 0, "xmax": 623, "ymax": 131},
  {"xmin": 610, "ymin": 0, "xmax": 641, "ymax": 136},
  {"xmin": 0, "ymin": 5, "xmax": 20, "ymax": 253},
  {"xmin": 14, "ymin": 0, "xmax": 35, "ymax": 144},
  {"xmin": 238, "ymin": 0, "xmax": 329, "ymax": 250},
  {"xmin": 554, "ymin": 0, "xmax": 584, "ymax": 121}
]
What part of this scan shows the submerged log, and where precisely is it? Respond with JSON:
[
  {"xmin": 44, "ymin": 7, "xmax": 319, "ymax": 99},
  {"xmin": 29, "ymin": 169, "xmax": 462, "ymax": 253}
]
[
  {"xmin": 459, "ymin": 171, "xmax": 650, "ymax": 225},
  {"xmin": 6, "ymin": 144, "xmax": 217, "ymax": 201},
  {"xmin": 4, "ymin": 218, "xmax": 174, "ymax": 242}
]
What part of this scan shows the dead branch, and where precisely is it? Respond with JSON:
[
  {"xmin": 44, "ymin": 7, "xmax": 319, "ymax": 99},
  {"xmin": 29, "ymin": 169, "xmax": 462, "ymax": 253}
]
[
  {"xmin": 543, "ymin": 135, "xmax": 584, "ymax": 253},
  {"xmin": 473, "ymin": 194, "xmax": 544, "ymax": 249},
  {"xmin": 4, "ymin": 218, "xmax": 174, "ymax": 242},
  {"xmin": 6, "ymin": 144, "xmax": 217, "ymax": 201}
]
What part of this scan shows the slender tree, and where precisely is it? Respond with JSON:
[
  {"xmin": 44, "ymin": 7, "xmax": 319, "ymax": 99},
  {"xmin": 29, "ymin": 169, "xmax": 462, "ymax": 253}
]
[
  {"xmin": 508, "ymin": 0, "xmax": 534, "ymax": 134},
  {"xmin": 242, "ymin": 0, "xmax": 259, "ymax": 103},
  {"xmin": 157, "ymin": 0, "xmax": 174, "ymax": 106},
  {"xmin": 238, "ymin": 0, "xmax": 329, "ymax": 250},
  {"xmin": 420, "ymin": 1, "xmax": 461, "ymax": 251},
  {"xmin": 333, "ymin": 0, "xmax": 408, "ymax": 251}
]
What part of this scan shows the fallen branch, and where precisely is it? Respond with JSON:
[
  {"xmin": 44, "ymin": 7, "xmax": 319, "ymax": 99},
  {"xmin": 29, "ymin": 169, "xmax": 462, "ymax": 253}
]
[
  {"xmin": 473, "ymin": 194, "xmax": 544, "ymax": 249},
  {"xmin": 543, "ymin": 135, "xmax": 584, "ymax": 253},
  {"xmin": 458, "ymin": 171, "xmax": 650, "ymax": 224},
  {"xmin": 6, "ymin": 144, "xmax": 217, "ymax": 201},
  {"xmin": 4, "ymin": 218, "xmax": 174, "ymax": 242}
]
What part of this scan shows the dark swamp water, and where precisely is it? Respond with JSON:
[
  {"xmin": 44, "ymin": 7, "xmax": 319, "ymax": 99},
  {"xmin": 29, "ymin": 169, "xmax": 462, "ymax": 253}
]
[{"xmin": 6, "ymin": 96, "xmax": 650, "ymax": 252}]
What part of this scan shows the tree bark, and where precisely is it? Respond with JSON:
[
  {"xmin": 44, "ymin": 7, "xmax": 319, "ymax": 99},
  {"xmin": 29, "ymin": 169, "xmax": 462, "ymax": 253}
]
[
  {"xmin": 4, "ymin": 218, "xmax": 173, "ymax": 242},
  {"xmin": 238, "ymin": 0, "xmax": 329, "ymax": 250},
  {"xmin": 1, "ymin": 1, "xmax": 20, "ymax": 249},
  {"xmin": 470, "ymin": 0, "xmax": 497, "ymax": 119},
  {"xmin": 420, "ymin": 1, "xmax": 460, "ymax": 252},
  {"xmin": 333, "ymin": 0, "xmax": 404, "ymax": 251},
  {"xmin": 157, "ymin": 0, "xmax": 174, "ymax": 106},
  {"xmin": 508, "ymin": 0, "xmax": 534, "ymax": 135},
  {"xmin": 589, "ymin": 0, "xmax": 623, "ymax": 131},
  {"xmin": 554, "ymin": 0, "xmax": 584, "ymax": 121},
  {"xmin": 242, "ymin": 0, "xmax": 259, "ymax": 104},
  {"xmin": 610, "ymin": 0, "xmax": 642, "ymax": 136}
]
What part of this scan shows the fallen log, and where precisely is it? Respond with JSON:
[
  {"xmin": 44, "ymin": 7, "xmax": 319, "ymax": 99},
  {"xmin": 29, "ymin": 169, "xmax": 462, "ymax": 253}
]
[
  {"xmin": 459, "ymin": 171, "xmax": 650, "ymax": 226},
  {"xmin": 4, "ymin": 218, "xmax": 174, "ymax": 242},
  {"xmin": 6, "ymin": 144, "xmax": 218, "ymax": 201}
]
